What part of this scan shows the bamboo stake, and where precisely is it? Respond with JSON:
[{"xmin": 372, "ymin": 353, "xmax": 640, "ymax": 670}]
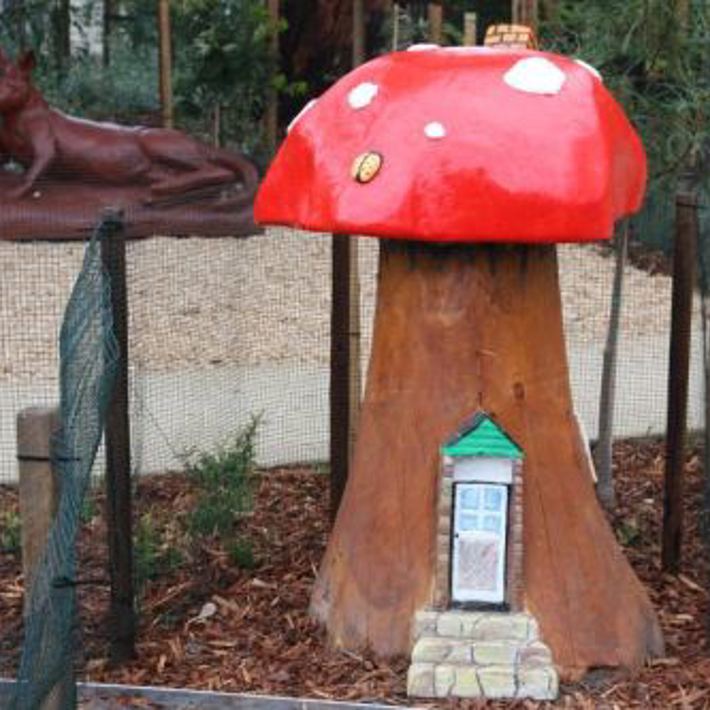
[
  {"xmin": 594, "ymin": 222, "xmax": 628, "ymax": 511},
  {"xmin": 158, "ymin": 0, "xmax": 174, "ymax": 129}
]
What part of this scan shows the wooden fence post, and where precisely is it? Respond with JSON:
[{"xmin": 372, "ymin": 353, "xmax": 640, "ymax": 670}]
[
  {"xmin": 330, "ymin": 234, "xmax": 353, "ymax": 522},
  {"xmin": 17, "ymin": 406, "xmax": 73, "ymax": 709},
  {"xmin": 329, "ymin": 2, "xmax": 367, "ymax": 522},
  {"xmin": 662, "ymin": 191, "xmax": 698, "ymax": 573},
  {"xmin": 100, "ymin": 211, "xmax": 136, "ymax": 663}
]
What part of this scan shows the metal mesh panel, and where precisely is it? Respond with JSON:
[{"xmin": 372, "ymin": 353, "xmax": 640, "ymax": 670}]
[
  {"xmin": 10, "ymin": 221, "xmax": 118, "ymax": 708},
  {"xmin": 0, "ymin": 220, "xmax": 703, "ymax": 484}
]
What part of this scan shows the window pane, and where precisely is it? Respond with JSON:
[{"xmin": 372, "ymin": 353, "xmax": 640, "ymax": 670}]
[
  {"xmin": 459, "ymin": 513, "xmax": 479, "ymax": 531},
  {"xmin": 482, "ymin": 514, "xmax": 501, "ymax": 533},
  {"xmin": 484, "ymin": 486, "xmax": 503, "ymax": 511},
  {"xmin": 461, "ymin": 487, "xmax": 481, "ymax": 510}
]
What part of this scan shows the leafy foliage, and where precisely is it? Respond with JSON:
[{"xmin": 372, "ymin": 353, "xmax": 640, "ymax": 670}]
[
  {"xmin": 0, "ymin": 0, "xmax": 285, "ymax": 156},
  {"xmin": 134, "ymin": 512, "xmax": 184, "ymax": 592},
  {"xmin": 541, "ymin": 0, "xmax": 709, "ymax": 250},
  {"xmin": 171, "ymin": 0, "xmax": 282, "ymax": 153},
  {"xmin": 187, "ymin": 418, "xmax": 259, "ymax": 542},
  {"xmin": 0, "ymin": 508, "xmax": 21, "ymax": 556}
]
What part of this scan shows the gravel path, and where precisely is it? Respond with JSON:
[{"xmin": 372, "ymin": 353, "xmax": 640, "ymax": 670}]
[{"xmin": 0, "ymin": 228, "xmax": 687, "ymax": 383}]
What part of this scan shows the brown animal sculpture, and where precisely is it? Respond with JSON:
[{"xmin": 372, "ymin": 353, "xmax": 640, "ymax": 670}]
[{"xmin": 0, "ymin": 49, "xmax": 258, "ymax": 203}]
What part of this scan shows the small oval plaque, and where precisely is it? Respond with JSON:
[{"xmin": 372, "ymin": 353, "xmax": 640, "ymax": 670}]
[{"xmin": 351, "ymin": 151, "xmax": 383, "ymax": 184}]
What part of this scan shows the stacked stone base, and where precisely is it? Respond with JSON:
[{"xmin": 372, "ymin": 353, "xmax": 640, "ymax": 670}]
[{"xmin": 407, "ymin": 610, "xmax": 558, "ymax": 700}]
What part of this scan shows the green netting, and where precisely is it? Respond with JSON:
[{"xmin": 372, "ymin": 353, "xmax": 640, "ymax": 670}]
[{"xmin": 10, "ymin": 219, "xmax": 118, "ymax": 709}]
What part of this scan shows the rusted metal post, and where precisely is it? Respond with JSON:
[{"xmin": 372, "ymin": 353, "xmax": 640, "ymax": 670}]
[
  {"xmin": 17, "ymin": 406, "xmax": 73, "ymax": 708},
  {"xmin": 158, "ymin": 0, "xmax": 174, "ymax": 129},
  {"xmin": 662, "ymin": 191, "xmax": 698, "ymax": 573},
  {"xmin": 100, "ymin": 211, "xmax": 136, "ymax": 663}
]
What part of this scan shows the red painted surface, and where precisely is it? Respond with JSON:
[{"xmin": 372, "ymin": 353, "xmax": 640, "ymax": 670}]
[{"xmin": 255, "ymin": 47, "xmax": 646, "ymax": 243}]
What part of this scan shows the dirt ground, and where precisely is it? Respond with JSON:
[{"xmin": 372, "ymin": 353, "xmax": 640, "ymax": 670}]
[{"xmin": 1, "ymin": 440, "xmax": 709, "ymax": 708}]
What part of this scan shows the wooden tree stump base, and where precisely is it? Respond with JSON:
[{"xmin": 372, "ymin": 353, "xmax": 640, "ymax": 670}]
[{"xmin": 312, "ymin": 239, "xmax": 663, "ymax": 680}]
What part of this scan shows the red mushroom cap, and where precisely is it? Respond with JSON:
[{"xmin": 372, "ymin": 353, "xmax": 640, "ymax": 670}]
[{"xmin": 255, "ymin": 47, "xmax": 647, "ymax": 243}]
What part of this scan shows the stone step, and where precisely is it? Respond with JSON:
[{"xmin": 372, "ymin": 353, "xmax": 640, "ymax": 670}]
[
  {"xmin": 407, "ymin": 661, "xmax": 558, "ymax": 701},
  {"xmin": 411, "ymin": 636, "xmax": 553, "ymax": 667},
  {"xmin": 413, "ymin": 609, "xmax": 539, "ymax": 642}
]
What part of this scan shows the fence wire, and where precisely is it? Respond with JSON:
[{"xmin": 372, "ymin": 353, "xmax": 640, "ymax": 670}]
[
  {"xmin": 0, "ymin": 214, "xmax": 699, "ymax": 487},
  {"xmin": 9, "ymin": 220, "xmax": 118, "ymax": 708},
  {"xmin": 0, "ymin": 196, "xmax": 706, "ymax": 698}
]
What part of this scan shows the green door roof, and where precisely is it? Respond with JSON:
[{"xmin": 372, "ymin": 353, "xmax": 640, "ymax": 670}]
[{"xmin": 443, "ymin": 413, "xmax": 523, "ymax": 459}]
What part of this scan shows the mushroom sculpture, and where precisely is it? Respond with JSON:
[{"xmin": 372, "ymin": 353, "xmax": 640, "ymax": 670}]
[{"xmin": 255, "ymin": 46, "xmax": 663, "ymax": 682}]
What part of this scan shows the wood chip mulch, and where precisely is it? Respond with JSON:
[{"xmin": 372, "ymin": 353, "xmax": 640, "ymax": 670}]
[{"xmin": 1, "ymin": 439, "xmax": 709, "ymax": 708}]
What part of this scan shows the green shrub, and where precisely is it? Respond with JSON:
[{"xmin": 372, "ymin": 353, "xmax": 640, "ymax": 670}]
[
  {"xmin": 0, "ymin": 509, "xmax": 22, "ymax": 556},
  {"xmin": 134, "ymin": 512, "xmax": 183, "ymax": 591},
  {"xmin": 226, "ymin": 537, "xmax": 256, "ymax": 569},
  {"xmin": 185, "ymin": 417, "xmax": 259, "ymax": 540},
  {"xmin": 41, "ymin": 45, "xmax": 160, "ymax": 123}
]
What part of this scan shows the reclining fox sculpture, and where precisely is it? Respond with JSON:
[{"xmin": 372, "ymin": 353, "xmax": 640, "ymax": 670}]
[{"xmin": 0, "ymin": 49, "xmax": 258, "ymax": 203}]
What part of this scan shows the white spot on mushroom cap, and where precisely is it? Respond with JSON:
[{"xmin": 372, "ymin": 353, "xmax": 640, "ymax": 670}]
[
  {"xmin": 407, "ymin": 43, "xmax": 439, "ymax": 52},
  {"xmin": 424, "ymin": 122, "xmax": 446, "ymax": 139},
  {"xmin": 287, "ymin": 99, "xmax": 317, "ymax": 133},
  {"xmin": 348, "ymin": 82, "xmax": 379, "ymax": 109},
  {"xmin": 503, "ymin": 57, "xmax": 566, "ymax": 95},
  {"xmin": 443, "ymin": 46, "xmax": 496, "ymax": 55},
  {"xmin": 574, "ymin": 58, "xmax": 603, "ymax": 81}
]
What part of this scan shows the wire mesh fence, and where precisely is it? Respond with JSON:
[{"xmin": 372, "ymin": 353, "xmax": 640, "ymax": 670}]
[
  {"xmin": 10, "ymin": 221, "xmax": 118, "ymax": 709},
  {"xmin": 0, "ymin": 195, "xmax": 708, "ymax": 704},
  {"xmin": 0, "ymin": 212, "xmax": 704, "ymax": 488}
]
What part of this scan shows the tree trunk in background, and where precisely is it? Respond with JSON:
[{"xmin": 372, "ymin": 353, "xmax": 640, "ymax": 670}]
[
  {"xmin": 103, "ymin": 0, "xmax": 114, "ymax": 67},
  {"xmin": 539, "ymin": 0, "xmax": 559, "ymax": 23},
  {"xmin": 701, "ymin": 280, "xmax": 710, "ymax": 545},
  {"xmin": 595, "ymin": 223, "xmax": 628, "ymax": 511},
  {"xmin": 512, "ymin": 0, "xmax": 538, "ymax": 30},
  {"xmin": 8, "ymin": 0, "xmax": 27, "ymax": 50},
  {"xmin": 264, "ymin": 0, "xmax": 280, "ymax": 153},
  {"xmin": 52, "ymin": 0, "xmax": 71, "ymax": 72},
  {"xmin": 312, "ymin": 240, "xmax": 663, "ymax": 679},
  {"xmin": 427, "ymin": 2, "xmax": 443, "ymax": 43},
  {"xmin": 158, "ymin": 0, "xmax": 174, "ymax": 129}
]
